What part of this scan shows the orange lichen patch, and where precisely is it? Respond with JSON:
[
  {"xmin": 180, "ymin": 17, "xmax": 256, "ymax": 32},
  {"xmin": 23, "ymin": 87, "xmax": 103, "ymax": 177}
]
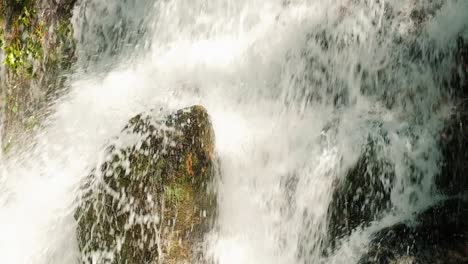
[{"xmin": 185, "ymin": 152, "xmax": 194, "ymax": 177}]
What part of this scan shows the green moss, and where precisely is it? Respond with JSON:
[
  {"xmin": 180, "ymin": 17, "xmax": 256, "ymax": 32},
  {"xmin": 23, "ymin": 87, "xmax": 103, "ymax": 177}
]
[
  {"xmin": 1, "ymin": 1, "xmax": 74, "ymax": 75},
  {"xmin": 3, "ymin": 4, "xmax": 44, "ymax": 76},
  {"xmin": 165, "ymin": 183, "xmax": 186, "ymax": 204},
  {"xmin": 45, "ymin": 17, "xmax": 74, "ymax": 70},
  {"xmin": 57, "ymin": 18, "xmax": 73, "ymax": 40},
  {"xmin": 2, "ymin": 139, "xmax": 12, "ymax": 154},
  {"xmin": 1, "ymin": 0, "xmax": 78, "ymax": 151},
  {"xmin": 6, "ymin": 95, "xmax": 18, "ymax": 114}
]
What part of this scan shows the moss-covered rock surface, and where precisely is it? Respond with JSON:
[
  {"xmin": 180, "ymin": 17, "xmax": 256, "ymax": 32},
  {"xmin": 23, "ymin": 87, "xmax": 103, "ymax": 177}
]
[
  {"xmin": 75, "ymin": 105, "xmax": 216, "ymax": 264},
  {"xmin": 0, "ymin": 0, "xmax": 76, "ymax": 150}
]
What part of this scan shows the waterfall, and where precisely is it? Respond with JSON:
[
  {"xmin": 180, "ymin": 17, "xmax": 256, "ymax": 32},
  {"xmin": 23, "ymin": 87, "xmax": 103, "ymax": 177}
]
[{"xmin": 0, "ymin": 0, "xmax": 467, "ymax": 263}]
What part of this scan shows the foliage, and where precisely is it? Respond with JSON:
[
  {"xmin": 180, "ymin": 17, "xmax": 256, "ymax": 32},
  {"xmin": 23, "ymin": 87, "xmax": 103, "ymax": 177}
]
[
  {"xmin": 0, "ymin": 0, "xmax": 76, "ymax": 151},
  {"xmin": 3, "ymin": 4, "xmax": 44, "ymax": 76}
]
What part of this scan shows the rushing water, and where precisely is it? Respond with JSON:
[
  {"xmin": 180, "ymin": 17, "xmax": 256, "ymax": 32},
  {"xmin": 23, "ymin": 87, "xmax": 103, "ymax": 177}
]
[{"xmin": 0, "ymin": 0, "xmax": 468, "ymax": 263}]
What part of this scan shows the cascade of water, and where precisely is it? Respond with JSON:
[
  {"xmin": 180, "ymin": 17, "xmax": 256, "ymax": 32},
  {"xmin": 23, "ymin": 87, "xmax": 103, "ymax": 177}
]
[{"xmin": 0, "ymin": 0, "xmax": 467, "ymax": 263}]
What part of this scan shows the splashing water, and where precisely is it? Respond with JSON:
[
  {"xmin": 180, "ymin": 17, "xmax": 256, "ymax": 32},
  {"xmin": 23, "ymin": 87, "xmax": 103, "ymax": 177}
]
[{"xmin": 1, "ymin": 0, "xmax": 468, "ymax": 263}]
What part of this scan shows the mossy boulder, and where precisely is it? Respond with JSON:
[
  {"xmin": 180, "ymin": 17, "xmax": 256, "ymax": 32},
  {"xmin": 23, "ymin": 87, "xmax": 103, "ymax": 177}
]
[
  {"xmin": 358, "ymin": 197, "xmax": 468, "ymax": 264},
  {"xmin": 75, "ymin": 105, "xmax": 216, "ymax": 264}
]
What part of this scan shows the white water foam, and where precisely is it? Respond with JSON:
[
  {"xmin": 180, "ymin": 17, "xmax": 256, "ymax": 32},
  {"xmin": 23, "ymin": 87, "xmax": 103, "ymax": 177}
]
[{"xmin": 0, "ymin": 0, "xmax": 467, "ymax": 263}]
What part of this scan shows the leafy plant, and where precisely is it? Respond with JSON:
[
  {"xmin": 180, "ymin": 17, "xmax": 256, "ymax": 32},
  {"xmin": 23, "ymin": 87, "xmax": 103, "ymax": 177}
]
[{"xmin": 3, "ymin": 5, "xmax": 44, "ymax": 76}]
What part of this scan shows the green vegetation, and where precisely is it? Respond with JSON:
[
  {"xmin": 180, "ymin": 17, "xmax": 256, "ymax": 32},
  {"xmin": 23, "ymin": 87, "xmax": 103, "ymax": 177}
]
[
  {"xmin": 165, "ymin": 183, "xmax": 186, "ymax": 204},
  {"xmin": 3, "ymin": 4, "xmax": 44, "ymax": 76},
  {"xmin": 0, "ymin": 0, "xmax": 76, "ymax": 151}
]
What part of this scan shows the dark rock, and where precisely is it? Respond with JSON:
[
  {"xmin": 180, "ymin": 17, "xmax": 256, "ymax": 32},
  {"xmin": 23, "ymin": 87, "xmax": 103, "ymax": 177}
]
[
  {"xmin": 326, "ymin": 126, "xmax": 394, "ymax": 251},
  {"xmin": 437, "ymin": 36, "xmax": 468, "ymax": 195},
  {"xmin": 75, "ymin": 105, "xmax": 216, "ymax": 264},
  {"xmin": 359, "ymin": 197, "xmax": 468, "ymax": 264},
  {"xmin": 450, "ymin": 36, "xmax": 468, "ymax": 98},
  {"xmin": 357, "ymin": 36, "xmax": 468, "ymax": 263},
  {"xmin": 437, "ymin": 107, "xmax": 468, "ymax": 196}
]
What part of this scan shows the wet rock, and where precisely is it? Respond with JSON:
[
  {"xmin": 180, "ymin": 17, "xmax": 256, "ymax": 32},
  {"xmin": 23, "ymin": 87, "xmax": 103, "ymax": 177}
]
[
  {"xmin": 450, "ymin": 36, "xmax": 468, "ymax": 97},
  {"xmin": 437, "ymin": 108, "xmax": 468, "ymax": 195},
  {"xmin": 75, "ymin": 105, "xmax": 216, "ymax": 264},
  {"xmin": 357, "ymin": 36, "xmax": 468, "ymax": 263},
  {"xmin": 359, "ymin": 197, "xmax": 468, "ymax": 264},
  {"xmin": 437, "ymin": 37, "xmax": 468, "ymax": 195},
  {"xmin": 1, "ymin": 0, "xmax": 77, "ymax": 151},
  {"xmin": 326, "ymin": 128, "xmax": 394, "ymax": 251}
]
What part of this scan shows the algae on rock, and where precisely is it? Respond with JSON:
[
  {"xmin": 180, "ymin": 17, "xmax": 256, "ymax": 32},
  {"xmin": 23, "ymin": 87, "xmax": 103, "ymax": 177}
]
[{"xmin": 75, "ymin": 105, "xmax": 216, "ymax": 264}]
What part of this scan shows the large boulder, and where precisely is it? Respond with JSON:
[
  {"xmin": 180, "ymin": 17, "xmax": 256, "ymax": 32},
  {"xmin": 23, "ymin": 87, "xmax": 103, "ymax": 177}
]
[{"xmin": 75, "ymin": 105, "xmax": 216, "ymax": 264}]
